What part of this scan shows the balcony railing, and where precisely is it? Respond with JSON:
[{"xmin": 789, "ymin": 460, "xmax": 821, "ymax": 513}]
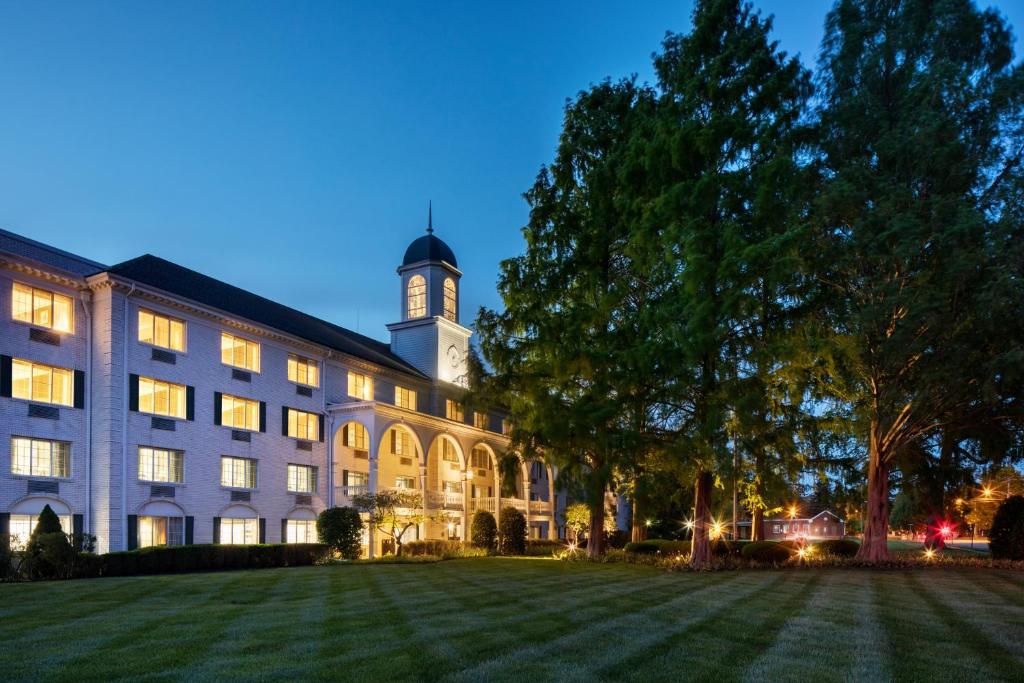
[
  {"xmin": 529, "ymin": 500, "xmax": 552, "ymax": 515},
  {"xmin": 335, "ymin": 485, "xmax": 369, "ymax": 500},
  {"xmin": 425, "ymin": 490, "xmax": 464, "ymax": 510}
]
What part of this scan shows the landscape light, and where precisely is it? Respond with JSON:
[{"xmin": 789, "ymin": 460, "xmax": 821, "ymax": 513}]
[
  {"xmin": 645, "ymin": 519, "xmax": 653, "ymax": 528},
  {"xmin": 939, "ymin": 525, "xmax": 951, "ymax": 537},
  {"xmin": 924, "ymin": 548, "xmax": 936, "ymax": 560},
  {"xmin": 983, "ymin": 486, "xmax": 994, "ymax": 498},
  {"xmin": 684, "ymin": 519, "xmax": 695, "ymax": 530},
  {"xmin": 789, "ymin": 505, "xmax": 798, "ymax": 519}
]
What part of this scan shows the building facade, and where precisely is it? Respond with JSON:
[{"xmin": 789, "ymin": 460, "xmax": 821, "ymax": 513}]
[
  {"xmin": 0, "ymin": 226, "xmax": 564, "ymax": 555},
  {"xmin": 735, "ymin": 510, "xmax": 846, "ymax": 541}
]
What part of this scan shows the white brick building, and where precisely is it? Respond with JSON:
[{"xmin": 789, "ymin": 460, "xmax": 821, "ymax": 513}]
[{"xmin": 0, "ymin": 225, "xmax": 564, "ymax": 555}]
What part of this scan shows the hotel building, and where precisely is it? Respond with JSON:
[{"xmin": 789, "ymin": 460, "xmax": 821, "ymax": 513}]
[{"xmin": 0, "ymin": 225, "xmax": 564, "ymax": 555}]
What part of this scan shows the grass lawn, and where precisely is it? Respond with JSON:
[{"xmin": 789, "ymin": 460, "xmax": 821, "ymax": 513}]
[{"xmin": 2, "ymin": 559, "xmax": 1022, "ymax": 682}]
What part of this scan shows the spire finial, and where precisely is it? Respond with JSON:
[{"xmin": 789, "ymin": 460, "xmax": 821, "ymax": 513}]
[{"xmin": 427, "ymin": 201, "xmax": 434, "ymax": 234}]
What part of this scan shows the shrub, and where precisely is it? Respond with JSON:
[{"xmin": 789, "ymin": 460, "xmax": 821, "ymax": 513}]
[
  {"xmin": 814, "ymin": 539, "xmax": 860, "ymax": 558},
  {"xmin": 711, "ymin": 540, "xmax": 748, "ymax": 558},
  {"xmin": 523, "ymin": 539, "xmax": 564, "ymax": 556},
  {"xmin": 471, "ymin": 511, "xmax": 498, "ymax": 553},
  {"xmin": 989, "ymin": 495, "xmax": 1024, "ymax": 560},
  {"xmin": 624, "ymin": 539, "xmax": 690, "ymax": 556},
  {"xmin": 0, "ymin": 534, "xmax": 16, "ymax": 581},
  {"xmin": 21, "ymin": 505, "xmax": 76, "ymax": 580},
  {"xmin": 604, "ymin": 529, "xmax": 629, "ymax": 549},
  {"xmin": 624, "ymin": 540, "xmax": 661, "ymax": 554},
  {"xmin": 317, "ymin": 507, "xmax": 364, "ymax": 560},
  {"xmin": 403, "ymin": 540, "xmax": 461, "ymax": 557},
  {"xmin": 741, "ymin": 541, "xmax": 793, "ymax": 564},
  {"xmin": 498, "ymin": 506, "xmax": 527, "ymax": 555},
  {"xmin": 94, "ymin": 543, "xmax": 329, "ymax": 577}
]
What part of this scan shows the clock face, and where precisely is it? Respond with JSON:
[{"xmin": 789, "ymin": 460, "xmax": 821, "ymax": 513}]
[{"xmin": 446, "ymin": 345, "xmax": 460, "ymax": 368}]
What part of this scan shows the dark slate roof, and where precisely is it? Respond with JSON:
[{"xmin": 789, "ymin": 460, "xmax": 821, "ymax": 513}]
[
  {"xmin": 0, "ymin": 228, "xmax": 108, "ymax": 276},
  {"xmin": 107, "ymin": 254, "xmax": 427, "ymax": 378},
  {"xmin": 402, "ymin": 233, "xmax": 457, "ymax": 268}
]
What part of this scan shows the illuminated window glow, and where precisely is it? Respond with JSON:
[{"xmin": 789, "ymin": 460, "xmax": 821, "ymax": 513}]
[
  {"xmin": 287, "ymin": 408, "xmax": 319, "ymax": 441},
  {"xmin": 221, "ymin": 332, "xmax": 260, "ymax": 372},
  {"xmin": 138, "ymin": 376, "xmax": 187, "ymax": 418},
  {"xmin": 8, "ymin": 514, "xmax": 72, "ymax": 550},
  {"xmin": 11, "ymin": 359, "xmax": 74, "ymax": 406},
  {"xmin": 471, "ymin": 446, "xmax": 491, "ymax": 470},
  {"xmin": 220, "ymin": 518, "xmax": 257, "ymax": 544},
  {"xmin": 285, "ymin": 519, "xmax": 316, "ymax": 543},
  {"xmin": 138, "ymin": 516, "xmax": 183, "ymax": 547},
  {"xmin": 347, "ymin": 371, "xmax": 373, "ymax": 400},
  {"xmin": 287, "ymin": 464, "xmax": 317, "ymax": 493},
  {"xmin": 389, "ymin": 428, "xmax": 412, "ymax": 456},
  {"xmin": 12, "ymin": 282, "xmax": 73, "ymax": 332},
  {"xmin": 221, "ymin": 456, "xmax": 257, "ymax": 489},
  {"xmin": 343, "ymin": 423, "xmax": 369, "ymax": 451},
  {"xmin": 11, "ymin": 437, "xmax": 69, "ymax": 478},
  {"xmin": 445, "ymin": 399, "xmax": 464, "ymax": 422},
  {"xmin": 407, "ymin": 275, "xmax": 426, "ymax": 318},
  {"xmin": 221, "ymin": 394, "xmax": 259, "ymax": 431},
  {"xmin": 395, "ymin": 386, "xmax": 416, "ymax": 410},
  {"xmin": 138, "ymin": 309, "xmax": 185, "ymax": 351},
  {"xmin": 441, "ymin": 439, "xmax": 459, "ymax": 463},
  {"xmin": 443, "ymin": 277, "xmax": 456, "ymax": 321},
  {"xmin": 395, "ymin": 476, "xmax": 416, "ymax": 489},
  {"xmin": 287, "ymin": 354, "xmax": 319, "ymax": 387},
  {"xmin": 138, "ymin": 446, "xmax": 183, "ymax": 483},
  {"xmin": 473, "ymin": 412, "xmax": 488, "ymax": 430}
]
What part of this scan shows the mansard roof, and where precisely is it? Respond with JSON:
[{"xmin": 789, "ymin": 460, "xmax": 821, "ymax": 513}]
[{"xmin": 106, "ymin": 254, "xmax": 428, "ymax": 378}]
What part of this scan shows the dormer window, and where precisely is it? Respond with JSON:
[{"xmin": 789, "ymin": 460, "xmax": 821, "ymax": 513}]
[
  {"xmin": 443, "ymin": 278, "xmax": 457, "ymax": 321},
  {"xmin": 407, "ymin": 275, "xmax": 426, "ymax": 319}
]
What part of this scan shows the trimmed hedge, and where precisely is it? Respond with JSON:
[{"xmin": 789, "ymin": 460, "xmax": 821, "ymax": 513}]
[
  {"xmin": 741, "ymin": 541, "xmax": 793, "ymax": 563},
  {"xmin": 523, "ymin": 539, "xmax": 565, "ymax": 556},
  {"xmin": 813, "ymin": 539, "xmax": 860, "ymax": 558},
  {"xmin": 77, "ymin": 543, "xmax": 329, "ymax": 578},
  {"xmin": 402, "ymin": 540, "xmax": 463, "ymax": 557},
  {"xmin": 624, "ymin": 539, "xmax": 690, "ymax": 556}
]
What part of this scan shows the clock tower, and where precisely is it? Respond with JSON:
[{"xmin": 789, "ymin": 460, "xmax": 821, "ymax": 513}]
[{"xmin": 387, "ymin": 209, "xmax": 472, "ymax": 386}]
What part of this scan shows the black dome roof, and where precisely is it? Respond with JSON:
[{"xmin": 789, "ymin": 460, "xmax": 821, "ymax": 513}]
[{"xmin": 402, "ymin": 232, "xmax": 457, "ymax": 268}]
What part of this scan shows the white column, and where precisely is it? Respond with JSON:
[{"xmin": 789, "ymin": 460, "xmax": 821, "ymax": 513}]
[
  {"xmin": 367, "ymin": 426, "xmax": 378, "ymax": 559},
  {"xmin": 547, "ymin": 464, "xmax": 558, "ymax": 540},
  {"xmin": 461, "ymin": 470, "xmax": 470, "ymax": 541},
  {"xmin": 523, "ymin": 469, "xmax": 532, "ymax": 535},
  {"xmin": 419, "ymin": 464, "xmax": 427, "ymax": 540}
]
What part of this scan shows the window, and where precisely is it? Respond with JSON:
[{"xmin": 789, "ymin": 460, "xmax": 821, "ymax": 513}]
[
  {"xmin": 347, "ymin": 371, "xmax": 373, "ymax": 400},
  {"xmin": 138, "ymin": 516, "xmax": 183, "ymax": 548},
  {"xmin": 11, "ymin": 359, "xmax": 74, "ymax": 406},
  {"xmin": 471, "ymin": 447, "xmax": 491, "ymax": 470},
  {"xmin": 343, "ymin": 423, "xmax": 368, "ymax": 451},
  {"xmin": 9, "ymin": 514, "xmax": 72, "ymax": 550},
  {"xmin": 442, "ymin": 480, "xmax": 462, "ymax": 494},
  {"xmin": 221, "ymin": 394, "xmax": 259, "ymax": 431},
  {"xmin": 395, "ymin": 386, "xmax": 416, "ymax": 410},
  {"xmin": 395, "ymin": 476, "xmax": 416, "ymax": 489},
  {"xmin": 221, "ymin": 332, "xmax": 260, "ymax": 372},
  {"xmin": 287, "ymin": 464, "xmax": 317, "ymax": 493},
  {"xmin": 445, "ymin": 399, "xmax": 464, "ymax": 422},
  {"xmin": 389, "ymin": 428, "xmax": 412, "ymax": 456},
  {"xmin": 285, "ymin": 519, "xmax": 316, "ymax": 543},
  {"xmin": 407, "ymin": 274, "xmax": 426, "ymax": 318},
  {"xmin": 138, "ymin": 446, "xmax": 184, "ymax": 483},
  {"xmin": 12, "ymin": 282, "xmax": 73, "ymax": 333},
  {"xmin": 287, "ymin": 408, "xmax": 319, "ymax": 441},
  {"xmin": 502, "ymin": 419, "xmax": 512, "ymax": 436},
  {"xmin": 287, "ymin": 354, "xmax": 319, "ymax": 387},
  {"xmin": 11, "ymin": 437, "xmax": 69, "ymax": 478},
  {"xmin": 220, "ymin": 518, "xmax": 258, "ymax": 545},
  {"xmin": 441, "ymin": 439, "xmax": 459, "ymax": 463},
  {"xmin": 443, "ymin": 277, "xmax": 456, "ymax": 321},
  {"xmin": 346, "ymin": 471, "xmax": 369, "ymax": 488},
  {"xmin": 138, "ymin": 376, "xmax": 187, "ymax": 418},
  {"xmin": 473, "ymin": 412, "xmax": 488, "ymax": 430},
  {"xmin": 138, "ymin": 309, "xmax": 185, "ymax": 352},
  {"xmin": 221, "ymin": 456, "xmax": 257, "ymax": 489}
]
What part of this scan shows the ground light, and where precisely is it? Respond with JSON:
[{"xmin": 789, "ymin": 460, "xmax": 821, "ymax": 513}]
[{"xmin": 924, "ymin": 548, "xmax": 936, "ymax": 560}]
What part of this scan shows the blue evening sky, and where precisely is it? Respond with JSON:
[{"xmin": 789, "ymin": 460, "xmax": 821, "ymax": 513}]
[{"xmin": 2, "ymin": 1, "xmax": 1022, "ymax": 342}]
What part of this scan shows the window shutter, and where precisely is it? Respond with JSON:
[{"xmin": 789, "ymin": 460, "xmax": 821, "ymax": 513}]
[
  {"xmin": 258, "ymin": 517, "xmax": 266, "ymax": 544},
  {"xmin": 186, "ymin": 386, "xmax": 195, "ymax": 421},
  {"xmin": 128, "ymin": 374, "xmax": 139, "ymax": 412},
  {"xmin": 281, "ymin": 518, "xmax": 288, "ymax": 544},
  {"xmin": 342, "ymin": 424, "xmax": 349, "ymax": 446},
  {"xmin": 213, "ymin": 392, "xmax": 222, "ymax": 426},
  {"xmin": 0, "ymin": 513, "xmax": 9, "ymax": 537},
  {"xmin": 185, "ymin": 516, "xmax": 194, "ymax": 545},
  {"xmin": 73, "ymin": 514, "xmax": 84, "ymax": 549},
  {"xmin": 73, "ymin": 370, "xmax": 85, "ymax": 409},
  {"xmin": 318, "ymin": 414, "xmax": 325, "ymax": 443},
  {"xmin": 343, "ymin": 469, "xmax": 349, "ymax": 488},
  {"xmin": 390, "ymin": 429, "xmax": 397, "ymax": 454},
  {"xmin": 282, "ymin": 406, "xmax": 290, "ymax": 437},
  {"xmin": 0, "ymin": 355, "xmax": 11, "ymax": 398},
  {"xmin": 259, "ymin": 401, "xmax": 267, "ymax": 433},
  {"xmin": 212, "ymin": 517, "xmax": 221, "ymax": 544},
  {"xmin": 126, "ymin": 515, "xmax": 138, "ymax": 551}
]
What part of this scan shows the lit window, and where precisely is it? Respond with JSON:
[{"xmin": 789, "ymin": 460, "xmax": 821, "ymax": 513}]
[
  {"xmin": 407, "ymin": 275, "xmax": 426, "ymax": 318},
  {"xmin": 395, "ymin": 476, "xmax": 416, "ymax": 489},
  {"xmin": 346, "ymin": 471, "xmax": 369, "ymax": 488},
  {"xmin": 471, "ymin": 447, "xmax": 491, "ymax": 470},
  {"xmin": 138, "ymin": 446, "xmax": 184, "ymax": 483},
  {"xmin": 138, "ymin": 376, "xmax": 187, "ymax": 418},
  {"xmin": 389, "ymin": 428, "xmax": 412, "ymax": 456},
  {"xmin": 443, "ymin": 277, "xmax": 456, "ymax": 321},
  {"xmin": 220, "ymin": 518, "xmax": 258, "ymax": 545},
  {"xmin": 221, "ymin": 394, "xmax": 260, "ymax": 431},
  {"xmin": 287, "ymin": 408, "xmax": 319, "ymax": 441},
  {"xmin": 138, "ymin": 516, "xmax": 184, "ymax": 547},
  {"xmin": 285, "ymin": 519, "xmax": 316, "ymax": 543},
  {"xmin": 347, "ymin": 371, "xmax": 373, "ymax": 400},
  {"xmin": 502, "ymin": 419, "xmax": 512, "ymax": 436},
  {"xmin": 474, "ymin": 412, "xmax": 488, "ymax": 430},
  {"xmin": 395, "ymin": 386, "xmax": 416, "ymax": 410},
  {"xmin": 287, "ymin": 464, "xmax": 317, "ymax": 493},
  {"xmin": 221, "ymin": 332, "xmax": 260, "ymax": 372},
  {"xmin": 221, "ymin": 456, "xmax": 257, "ymax": 489},
  {"xmin": 445, "ymin": 399, "xmax": 464, "ymax": 422},
  {"xmin": 441, "ymin": 439, "xmax": 459, "ymax": 463},
  {"xmin": 287, "ymin": 354, "xmax": 319, "ymax": 387},
  {"xmin": 12, "ymin": 282, "xmax": 73, "ymax": 333},
  {"xmin": 343, "ymin": 423, "xmax": 369, "ymax": 451},
  {"xmin": 442, "ymin": 480, "xmax": 462, "ymax": 494},
  {"xmin": 8, "ymin": 514, "xmax": 72, "ymax": 550},
  {"xmin": 138, "ymin": 309, "xmax": 185, "ymax": 352},
  {"xmin": 11, "ymin": 359, "xmax": 74, "ymax": 406},
  {"xmin": 11, "ymin": 437, "xmax": 69, "ymax": 478}
]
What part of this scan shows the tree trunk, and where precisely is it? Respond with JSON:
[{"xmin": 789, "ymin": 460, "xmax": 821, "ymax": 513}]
[
  {"xmin": 751, "ymin": 449, "xmax": 765, "ymax": 541},
  {"xmin": 856, "ymin": 426, "xmax": 890, "ymax": 562},
  {"xmin": 631, "ymin": 497, "xmax": 645, "ymax": 543},
  {"xmin": 690, "ymin": 469, "xmax": 714, "ymax": 568},
  {"xmin": 587, "ymin": 498, "xmax": 606, "ymax": 558},
  {"xmin": 752, "ymin": 505, "xmax": 764, "ymax": 542}
]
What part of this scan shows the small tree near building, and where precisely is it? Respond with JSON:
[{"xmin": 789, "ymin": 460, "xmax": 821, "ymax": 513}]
[
  {"xmin": 352, "ymin": 490, "xmax": 433, "ymax": 558},
  {"xmin": 498, "ymin": 506, "xmax": 527, "ymax": 555},
  {"xmin": 21, "ymin": 504, "xmax": 75, "ymax": 580},
  {"xmin": 989, "ymin": 496, "xmax": 1024, "ymax": 561},
  {"xmin": 564, "ymin": 503, "xmax": 590, "ymax": 544},
  {"xmin": 470, "ymin": 510, "xmax": 497, "ymax": 553},
  {"xmin": 317, "ymin": 507, "xmax": 364, "ymax": 560}
]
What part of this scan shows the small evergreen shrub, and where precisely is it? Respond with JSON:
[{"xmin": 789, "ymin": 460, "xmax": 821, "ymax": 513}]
[
  {"xmin": 498, "ymin": 506, "xmax": 527, "ymax": 555},
  {"xmin": 989, "ymin": 495, "xmax": 1024, "ymax": 560},
  {"xmin": 814, "ymin": 539, "xmax": 860, "ymax": 558},
  {"xmin": 0, "ymin": 534, "xmax": 17, "ymax": 581},
  {"xmin": 470, "ymin": 510, "xmax": 498, "ymax": 553},
  {"xmin": 741, "ymin": 541, "xmax": 793, "ymax": 564},
  {"xmin": 21, "ymin": 505, "xmax": 76, "ymax": 580},
  {"xmin": 317, "ymin": 507, "xmax": 364, "ymax": 560}
]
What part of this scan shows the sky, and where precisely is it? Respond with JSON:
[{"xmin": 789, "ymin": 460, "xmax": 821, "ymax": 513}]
[{"xmin": 2, "ymin": 1, "xmax": 1023, "ymax": 343}]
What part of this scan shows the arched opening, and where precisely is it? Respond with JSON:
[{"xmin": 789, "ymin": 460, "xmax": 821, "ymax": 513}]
[
  {"xmin": 218, "ymin": 504, "xmax": 259, "ymax": 545},
  {"xmin": 335, "ymin": 420, "xmax": 371, "ymax": 504},
  {"xmin": 9, "ymin": 497, "xmax": 72, "ymax": 550},
  {"xmin": 467, "ymin": 443, "xmax": 499, "ymax": 515},
  {"xmin": 426, "ymin": 434, "xmax": 466, "ymax": 539},
  {"xmin": 443, "ymin": 277, "xmax": 457, "ymax": 321},
  {"xmin": 377, "ymin": 423, "xmax": 423, "ymax": 493},
  {"xmin": 283, "ymin": 506, "xmax": 318, "ymax": 544},
  {"xmin": 137, "ymin": 500, "xmax": 186, "ymax": 548},
  {"xmin": 407, "ymin": 274, "xmax": 426, "ymax": 319}
]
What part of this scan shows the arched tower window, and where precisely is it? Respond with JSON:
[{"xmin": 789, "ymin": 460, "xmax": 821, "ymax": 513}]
[
  {"xmin": 407, "ymin": 275, "xmax": 426, "ymax": 319},
  {"xmin": 443, "ymin": 277, "xmax": 457, "ymax": 321}
]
